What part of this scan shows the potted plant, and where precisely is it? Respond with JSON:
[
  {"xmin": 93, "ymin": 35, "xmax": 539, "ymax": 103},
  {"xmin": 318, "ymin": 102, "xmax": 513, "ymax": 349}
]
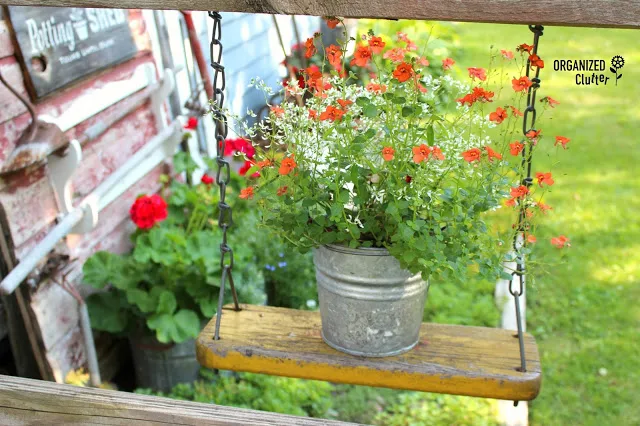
[
  {"xmin": 230, "ymin": 24, "xmax": 568, "ymax": 357},
  {"xmin": 83, "ymin": 151, "xmax": 264, "ymax": 390}
]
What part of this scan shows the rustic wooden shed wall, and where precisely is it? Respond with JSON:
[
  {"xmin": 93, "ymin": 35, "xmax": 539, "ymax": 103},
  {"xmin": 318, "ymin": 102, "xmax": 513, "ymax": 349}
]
[{"xmin": 0, "ymin": 6, "xmax": 164, "ymax": 381}]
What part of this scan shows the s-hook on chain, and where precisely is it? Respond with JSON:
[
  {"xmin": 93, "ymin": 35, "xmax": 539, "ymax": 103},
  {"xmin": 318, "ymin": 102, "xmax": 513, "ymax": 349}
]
[
  {"xmin": 509, "ymin": 24, "xmax": 544, "ymax": 406},
  {"xmin": 209, "ymin": 11, "xmax": 240, "ymax": 341}
]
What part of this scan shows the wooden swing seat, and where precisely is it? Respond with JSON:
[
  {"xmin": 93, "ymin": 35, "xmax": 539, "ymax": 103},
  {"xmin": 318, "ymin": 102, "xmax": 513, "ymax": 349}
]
[{"xmin": 196, "ymin": 304, "xmax": 541, "ymax": 401}]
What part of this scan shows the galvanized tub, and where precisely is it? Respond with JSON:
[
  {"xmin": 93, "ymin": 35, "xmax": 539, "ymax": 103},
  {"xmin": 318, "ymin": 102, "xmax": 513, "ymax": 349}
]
[
  {"xmin": 314, "ymin": 244, "xmax": 428, "ymax": 357},
  {"xmin": 129, "ymin": 333, "xmax": 200, "ymax": 392}
]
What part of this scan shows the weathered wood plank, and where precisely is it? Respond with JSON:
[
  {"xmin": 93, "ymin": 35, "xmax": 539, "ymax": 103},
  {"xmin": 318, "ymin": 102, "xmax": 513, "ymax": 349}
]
[
  {"xmin": 197, "ymin": 304, "xmax": 542, "ymax": 401},
  {"xmin": 0, "ymin": 374, "xmax": 359, "ymax": 425},
  {"xmin": 0, "ymin": 0, "xmax": 639, "ymax": 28}
]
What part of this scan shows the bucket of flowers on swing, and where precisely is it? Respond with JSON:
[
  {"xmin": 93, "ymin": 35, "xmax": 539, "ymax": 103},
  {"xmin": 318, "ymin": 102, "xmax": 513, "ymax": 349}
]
[{"xmin": 230, "ymin": 22, "xmax": 567, "ymax": 357}]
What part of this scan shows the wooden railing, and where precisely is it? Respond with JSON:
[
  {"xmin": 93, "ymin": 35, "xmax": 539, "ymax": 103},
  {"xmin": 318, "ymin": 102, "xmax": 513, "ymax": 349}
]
[
  {"xmin": 0, "ymin": 374, "xmax": 357, "ymax": 425},
  {"xmin": 0, "ymin": 0, "xmax": 638, "ymax": 28}
]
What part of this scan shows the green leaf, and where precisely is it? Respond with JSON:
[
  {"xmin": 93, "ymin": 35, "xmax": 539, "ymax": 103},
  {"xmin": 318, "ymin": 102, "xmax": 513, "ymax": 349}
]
[
  {"xmin": 363, "ymin": 104, "xmax": 378, "ymax": 118},
  {"xmin": 427, "ymin": 125, "xmax": 435, "ymax": 145},
  {"xmin": 402, "ymin": 106, "xmax": 414, "ymax": 117},
  {"xmin": 157, "ymin": 290, "xmax": 177, "ymax": 315},
  {"xmin": 86, "ymin": 292, "xmax": 129, "ymax": 333},
  {"xmin": 147, "ymin": 310, "xmax": 201, "ymax": 344},
  {"xmin": 392, "ymin": 96, "xmax": 406, "ymax": 105},
  {"xmin": 126, "ymin": 289, "xmax": 156, "ymax": 313},
  {"xmin": 355, "ymin": 96, "xmax": 370, "ymax": 106},
  {"xmin": 83, "ymin": 251, "xmax": 122, "ymax": 289}
]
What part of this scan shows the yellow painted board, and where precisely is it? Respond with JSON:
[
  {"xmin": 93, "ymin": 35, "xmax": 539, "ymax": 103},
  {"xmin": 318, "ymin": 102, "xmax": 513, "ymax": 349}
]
[{"xmin": 197, "ymin": 305, "xmax": 541, "ymax": 401}]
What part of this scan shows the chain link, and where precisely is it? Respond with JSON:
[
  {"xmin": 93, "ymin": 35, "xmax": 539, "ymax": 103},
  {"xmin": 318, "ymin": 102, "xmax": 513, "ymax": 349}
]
[
  {"xmin": 509, "ymin": 24, "xmax": 544, "ymax": 406},
  {"xmin": 209, "ymin": 11, "xmax": 241, "ymax": 341}
]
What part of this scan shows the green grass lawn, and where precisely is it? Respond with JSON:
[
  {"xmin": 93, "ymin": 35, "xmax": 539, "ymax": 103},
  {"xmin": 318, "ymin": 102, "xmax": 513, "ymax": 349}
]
[{"xmin": 452, "ymin": 22, "xmax": 640, "ymax": 426}]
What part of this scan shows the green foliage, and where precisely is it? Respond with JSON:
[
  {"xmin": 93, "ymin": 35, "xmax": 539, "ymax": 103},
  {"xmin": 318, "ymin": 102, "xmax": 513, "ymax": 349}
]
[
  {"xmin": 373, "ymin": 392, "xmax": 499, "ymax": 426},
  {"xmin": 241, "ymin": 27, "xmax": 561, "ymax": 286},
  {"xmin": 84, "ymin": 152, "xmax": 265, "ymax": 344},
  {"xmin": 136, "ymin": 371, "xmax": 333, "ymax": 418}
]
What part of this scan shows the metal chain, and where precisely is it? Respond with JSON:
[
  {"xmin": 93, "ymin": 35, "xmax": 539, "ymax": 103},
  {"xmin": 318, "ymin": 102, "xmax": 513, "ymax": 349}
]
[
  {"xmin": 509, "ymin": 24, "xmax": 544, "ymax": 406},
  {"xmin": 209, "ymin": 11, "xmax": 240, "ymax": 341}
]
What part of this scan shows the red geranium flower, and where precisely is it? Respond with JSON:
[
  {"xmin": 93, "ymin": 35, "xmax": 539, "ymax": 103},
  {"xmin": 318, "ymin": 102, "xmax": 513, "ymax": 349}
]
[
  {"xmin": 184, "ymin": 116, "xmax": 198, "ymax": 130},
  {"xmin": 472, "ymin": 87, "xmax": 494, "ymax": 103},
  {"xmin": 543, "ymin": 96, "xmax": 560, "ymax": 108},
  {"xmin": 405, "ymin": 175, "xmax": 413, "ymax": 183},
  {"xmin": 319, "ymin": 105, "xmax": 345, "ymax": 122},
  {"xmin": 366, "ymin": 83, "xmax": 387, "ymax": 94},
  {"xmin": 510, "ymin": 106, "xmax": 524, "ymax": 117},
  {"xmin": 277, "ymin": 186, "xmax": 288, "ymax": 196},
  {"xmin": 129, "ymin": 194, "xmax": 168, "ymax": 230},
  {"xmin": 527, "ymin": 234, "xmax": 537, "ymax": 244},
  {"xmin": 501, "ymin": 49, "xmax": 514, "ymax": 60},
  {"xmin": 431, "ymin": 146, "xmax": 445, "ymax": 160},
  {"xmin": 538, "ymin": 202, "xmax": 553, "ymax": 214},
  {"xmin": 201, "ymin": 174, "xmax": 214, "ymax": 185},
  {"xmin": 517, "ymin": 43, "xmax": 533, "ymax": 54},
  {"xmin": 325, "ymin": 17, "xmax": 340, "ymax": 29},
  {"xmin": 239, "ymin": 160, "xmax": 260, "ymax": 178}
]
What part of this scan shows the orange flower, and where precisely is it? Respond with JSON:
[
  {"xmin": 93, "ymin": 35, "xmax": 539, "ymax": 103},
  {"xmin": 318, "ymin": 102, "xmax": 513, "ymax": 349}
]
[
  {"xmin": 442, "ymin": 57, "xmax": 455, "ymax": 70},
  {"xmin": 239, "ymin": 187, "xmax": 255, "ymax": 199},
  {"xmin": 366, "ymin": 83, "xmax": 387, "ymax": 94},
  {"xmin": 468, "ymin": 67, "xmax": 487, "ymax": 81},
  {"xmin": 308, "ymin": 109, "xmax": 317, "ymax": 119},
  {"xmin": 510, "ymin": 185, "xmax": 529, "ymax": 199},
  {"xmin": 456, "ymin": 93, "xmax": 476, "ymax": 106},
  {"xmin": 276, "ymin": 186, "xmax": 288, "ymax": 196},
  {"xmin": 501, "ymin": 49, "xmax": 514, "ymax": 60},
  {"xmin": 461, "ymin": 148, "xmax": 482, "ymax": 163},
  {"xmin": 551, "ymin": 235, "xmax": 570, "ymax": 248},
  {"xmin": 526, "ymin": 129, "xmax": 542, "ymax": 140},
  {"xmin": 279, "ymin": 157, "xmax": 297, "ymax": 175},
  {"xmin": 485, "ymin": 146, "xmax": 503, "ymax": 161},
  {"xmin": 326, "ymin": 44, "xmax": 342, "ymax": 68},
  {"xmin": 505, "ymin": 198, "xmax": 517, "ymax": 207},
  {"xmin": 431, "ymin": 146, "xmax": 445, "ymax": 160},
  {"xmin": 510, "ymin": 106, "xmax": 524, "ymax": 117},
  {"xmin": 538, "ymin": 202, "xmax": 553, "ymax": 214},
  {"xmin": 543, "ymin": 96, "xmax": 560, "ymax": 108},
  {"xmin": 325, "ymin": 17, "xmax": 340, "ymax": 29},
  {"xmin": 472, "ymin": 87, "xmax": 494, "ymax": 102},
  {"xmin": 529, "ymin": 54, "xmax": 545, "ymax": 69},
  {"xmin": 489, "ymin": 107, "xmax": 508, "ymax": 124},
  {"xmin": 510, "ymin": 142, "xmax": 525, "ymax": 156},
  {"xmin": 337, "ymin": 99, "xmax": 353, "ymax": 109},
  {"xmin": 368, "ymin": 36, "xmax": 385, "ymax": 54},
  {"xmin": 381, "ymin": 147, "xmax": 395, "ymax": 161},
  {"xmin": 412, "ymin": 144, "xmax": 432, "ymax": 163},
  {"xmin": 304, "ymin": 37, "xmax": 316, "ymax": 59},
  {"xmin": 383, "ymin": 48, "xmax": 405, "ymax": 62},
  {"xmin": 270, "ymin": 106, "xmax": 284, "ymax": 117},
  {"xmin": 517, "ymin": 43, "xmax": 533, "ymax": 54},
  {"xmin": 417, "ymin": 57, "xmax": 430, "ymax": 66},
  {"xmin": 397, "ymin": 32, "xmax": 417, "ymax": 50},
  {"xmin": 350, "ymin": 45, "xmax": 373, "ymax": 67},
  {"xmin": 536, "ymin": 172, "xmax": 555, "ymax": 187},
  {"xmin": 555, "ymin": 136, "xmax": 570, "ymax": 149},
  {"xmin": 319, "ymin": 105, "xmax": 345, "ymax": 122},
  {"xmin": 393, "ymin": 62, "xmax": 414, "ymax": 83},
  {"xmin": 257, "ymin": 159, "xmax": 273, "ymax": 169},
  {"xmin": 527, "ymin": 234, "xmax": 537, "ymax": 244},
  {"xmin": 512, "ymin": 76, "xmax": 533, "ymax": 92}
]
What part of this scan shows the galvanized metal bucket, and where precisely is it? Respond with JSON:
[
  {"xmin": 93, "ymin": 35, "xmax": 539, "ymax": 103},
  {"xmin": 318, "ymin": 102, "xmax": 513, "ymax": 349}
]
[
  {"xmin": 314, "ymin": 244, "xmax": 428, "ymax": 357},
  {"xmin": 129, "ymin": 334, "xmax": 200, "ymax": 392}
]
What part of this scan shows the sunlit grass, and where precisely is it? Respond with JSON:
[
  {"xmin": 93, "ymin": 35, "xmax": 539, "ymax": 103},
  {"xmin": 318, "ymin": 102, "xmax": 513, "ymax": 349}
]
[{"xmin": 454, "ymin": 23, "xmax": 640, "ymax": 426}]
